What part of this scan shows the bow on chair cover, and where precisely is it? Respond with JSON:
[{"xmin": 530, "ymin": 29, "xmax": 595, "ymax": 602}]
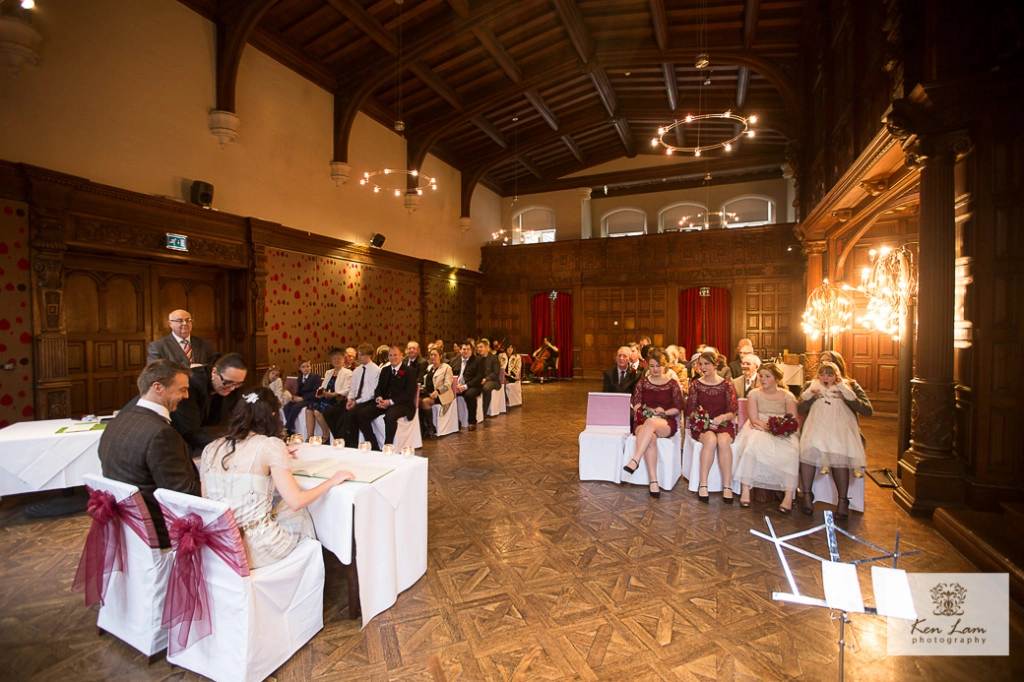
[
  {"xmin": 72, "ymin": 487, "xmax": 158, "ymax": 606},
  {"xmin": 160, "ymin": 510, "xmax": 249, "ymax": 655}
]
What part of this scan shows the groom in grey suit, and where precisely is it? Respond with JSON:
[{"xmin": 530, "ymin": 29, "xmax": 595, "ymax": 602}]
[
  {"xmin": 147, "ymin": 309, "xmax": 213, "ymax": 367},
  {"xmin": 99, "ymin": 359, "xmax": 201, "ymax": 548}
]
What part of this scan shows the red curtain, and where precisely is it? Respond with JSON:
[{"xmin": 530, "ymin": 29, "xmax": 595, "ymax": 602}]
[
  {"xmin": 678, "ymin": 287, "xmax": 731, "ymax": 357},
  {"xmin": 531, "ymin": 292, "xmax": 573, "ymax": 378}
]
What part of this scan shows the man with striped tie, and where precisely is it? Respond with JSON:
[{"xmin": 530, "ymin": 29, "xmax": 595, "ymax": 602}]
[{"xmin": 148, "ymin": 309, "xmax": 213, "ymax": 368}]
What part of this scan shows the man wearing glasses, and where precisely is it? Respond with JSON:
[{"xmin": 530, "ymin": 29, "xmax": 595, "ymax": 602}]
[
  {"xmin": 169, "ymin": 352, "xmax": 248, "ymax": 458},
  {"xmin": 148, "ymin": 309, "xmax": 213, "ymax": 368}
]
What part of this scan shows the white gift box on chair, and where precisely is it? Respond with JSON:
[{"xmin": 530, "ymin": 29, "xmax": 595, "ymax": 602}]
[{"xmin": 578, "ymin": 392, "xmax": 632, "ymax": 483}]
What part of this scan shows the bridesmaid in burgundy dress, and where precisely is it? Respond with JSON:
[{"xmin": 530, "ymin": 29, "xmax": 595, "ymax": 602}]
[
  {"xmin": 686, "ymin": 351, "xmax": 740, "ymax": 504},
  {"xmin": 623, "ymin": 348, "xmax": 684, "ymax": 498}
]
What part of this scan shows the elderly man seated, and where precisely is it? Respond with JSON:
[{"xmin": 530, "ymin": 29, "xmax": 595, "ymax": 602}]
[
  {"xmin": 728, "ymin": 338, "xmax": 754, "ymax": 378},
  {"xmin": 603, "ymin": 346, "xmax": 640, "ymax": 394},
  {"xmin": 732, "ymin": 353, "xmax": 762, "ymax": 398}
]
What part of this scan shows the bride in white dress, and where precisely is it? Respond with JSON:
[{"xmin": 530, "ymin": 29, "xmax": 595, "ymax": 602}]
[
  {"xmin": 732, "ymin": 363, "xmax": 799, "ymax": 512},
  {"xmin": 200, "ymin": 386, "xmax": 353, "ymax": 568}
]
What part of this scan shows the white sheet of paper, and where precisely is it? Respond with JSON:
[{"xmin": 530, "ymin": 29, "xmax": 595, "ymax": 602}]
[
  {"xmin": 871, "ymin": 566, "xmax": 917, "ymax": 620},
  {"xmin": 61, "ymin": 422, "xmax": 100, "ymax": 433},
  {"xmin": 821, "ymin": 561, "xmax": 865, "ymax": 613}
]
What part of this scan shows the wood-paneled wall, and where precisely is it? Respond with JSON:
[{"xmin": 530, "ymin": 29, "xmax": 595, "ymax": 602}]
[{"xmin": 478, "ymin": 224, "xmax": 806, "ymax": 376}]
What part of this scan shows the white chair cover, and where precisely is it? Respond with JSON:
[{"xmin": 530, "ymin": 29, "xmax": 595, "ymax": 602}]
[
  {"xmin": 681, "ymin": 433, "xmax": 741, "ymax": 494},
  {"xmin": 809, "ymin": 467, "xmax": 866, "ymax": 512},
  {"xmin": 487, "ymin": 387, "xmax": 507, "ymax": 416},
  {"xmin": 153, "ymin": 489, "xmax": 325, "ymax": 682},
  {"xmin": 456, "ymin": 395, "xmax": 484, "ymax": 428},
  {"xmin": 578, "ymin": 427, "xmax": 630, "ymax": 483},
  {"xmin": 83, "ymin": 473, "xmax": 172, "ymax": 659},
  {"xmin": 293, "ymin": 407, "xmax": 327, "ymax": 442},
  {"xmin": 363, "ymin": 411, "xmax": 422, "ymax": 450},
  {"xmin": 620, "ymin": 426, "xmax": 683, "ymax": 490},
  {"xmin": 432, "ymin": 403, "xmax": 459, "ymax": 437},
  {"xmin": 505, "ymin": 382, "xmax": 522, "ymax": 407}
]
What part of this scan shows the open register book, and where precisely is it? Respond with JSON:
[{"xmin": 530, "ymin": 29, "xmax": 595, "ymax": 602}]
[{"xmin": 292, "ymin": 458, "xmax": 393, "ymax": 484}]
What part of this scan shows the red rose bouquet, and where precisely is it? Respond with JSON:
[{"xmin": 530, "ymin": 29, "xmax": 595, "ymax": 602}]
[
  {"xmin": 767, "ymin": 414, "xmax": 799, "ymax": 437},
  {"xmin": 689, "ymin": 405, "xmax": 714, "ymax": 435}
]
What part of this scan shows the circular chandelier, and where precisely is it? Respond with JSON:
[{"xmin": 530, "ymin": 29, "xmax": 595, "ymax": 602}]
[
  {"xmin": 359, "ymin": 169, "xmax": 437, "ymax": 197},
  {"xmin": 651, "ymin": 112, "xmax": 757, "ymax": 157}
]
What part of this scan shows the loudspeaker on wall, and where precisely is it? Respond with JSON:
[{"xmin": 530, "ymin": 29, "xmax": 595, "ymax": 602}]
[
  {"xmin": 190, "ymin": 180, "xmax": 214, "ymax": 207},
  {"xmin": 369, "ymin": 233, "xmax": 386, "ymax": 248}
]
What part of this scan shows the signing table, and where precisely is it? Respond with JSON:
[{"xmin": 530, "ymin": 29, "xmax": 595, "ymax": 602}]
[
  {"xmin": 0, "ymin": 419, "xmax": 104, "ymax": 497},
  {"xmin": 292, "ymin": 444, "xmax": 428, "ymax": 627}
]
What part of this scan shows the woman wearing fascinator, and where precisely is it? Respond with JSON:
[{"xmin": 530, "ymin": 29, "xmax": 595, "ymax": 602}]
[{"xmin": 199, "ymin": 387, "xmax": 353, "ymax": 568}]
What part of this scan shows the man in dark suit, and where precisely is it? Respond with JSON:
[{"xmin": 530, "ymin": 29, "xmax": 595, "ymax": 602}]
[
  {"xmin": 728, "ymin": 338, "xmax": 754, "ymax": 379},
  {"xmin": 732, "ymin": 353, "xmax": 762, "ymax": 398},
  {"xmin": 147, "ymin": 309, "xmax": 214, "ymax": 368},
  {"xmin": 132, "ymin": 352, "xmax": 248, "ymax": 458},
  {"xmin": 452, "ymin": 339, "xmax": 484, "ymax": 431},
  {"xmin": 603, "ymin": 346, "xmax": 640, "ymax": 395},
  {"xmin": 99, "ymin": 359, "xmax": 200, "ymax": 548},
  {"xmin": 355, "ymin": 345, "xmax": 418, "ymax": 449},
  {"xmin": 476, "ymin": 338, "xmax": 501, "ymax": 417},
  {"xmin": 404, "ymin": 340, "xmax": 429, "ymax": 384}
]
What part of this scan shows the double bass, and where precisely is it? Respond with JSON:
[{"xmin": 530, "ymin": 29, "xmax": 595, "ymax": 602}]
[{"xmin": 530, "ymin": 344, "xmax": 551, "ymax": 375}]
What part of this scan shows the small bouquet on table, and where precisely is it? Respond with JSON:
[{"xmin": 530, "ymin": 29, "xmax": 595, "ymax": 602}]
[
  {"xmin": 766, "ymin": 414, "xmax": 799, "ymax": 438},
  {"xmin": 689, "ymin": 406, "xmax": 714, "ymax": 435}
]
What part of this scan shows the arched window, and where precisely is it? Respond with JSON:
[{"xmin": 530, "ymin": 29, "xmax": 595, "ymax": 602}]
[
  {"xmin": 721, "ymin": 195, "xmax": 775, "ymax": 228},
  {"xmin": 659, "ymin": 202, "xmax": 709, "ymax": 232},
  {"xmin": 512, "ymin": 206, "xmax": 556, "ymax": 244},
  {"xmin": 601, "ymin": 208, "xmax": 647, "ymax": 238}
]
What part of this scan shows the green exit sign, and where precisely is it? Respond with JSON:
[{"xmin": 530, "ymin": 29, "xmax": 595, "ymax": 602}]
[{"xmin": 166, "ymin": 233, "xmax": 188, "ymax": 252}]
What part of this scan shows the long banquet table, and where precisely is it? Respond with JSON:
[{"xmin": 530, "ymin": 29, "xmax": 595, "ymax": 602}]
[
  {"xmin": 0, "ymin": 419, "xmax": 104, "ymax": 497},
  {"xmin": 292, "ymin": 444, "xmax": 428, "ymax": 627}
]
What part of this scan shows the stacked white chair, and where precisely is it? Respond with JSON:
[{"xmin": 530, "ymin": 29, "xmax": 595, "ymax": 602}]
[
  {"xmin": 578, "ymin": 393, "xmax": 633, "ymax": 483},
  {"xmin": 620, "ymin": 418, "xmax": 683, "ymax": 490},
  {"xmin": 487, "ymin": 387, "xmax": 507, "ymax": 416},
  {"xmin": 153, "ymin": 489, "xmax": 325, "ymax": 682},
  {"xmin": 78, "ymin": 473, "xmax": 172, "ymax": 661},
  {"xmin": 505, "ymin": 381, "xmax": 522, "ymax": 407},
  {"xmin": 456, "ymin": 395, "xmax": 484, "ymax": 428},
  {"xmin": 432, "ymin": 403, "xmax": 459, "ymax": 437}
]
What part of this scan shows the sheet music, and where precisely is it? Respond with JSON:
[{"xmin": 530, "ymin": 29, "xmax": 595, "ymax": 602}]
[
  {"xmin": 821, "ymin": 561, "xmax": 866, "ymax": 613},
  {"xmin": 871, "ymin": 566, "xmax": 917, "ymax": 620}
]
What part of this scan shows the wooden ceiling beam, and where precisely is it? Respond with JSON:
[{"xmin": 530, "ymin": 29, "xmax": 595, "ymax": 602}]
[
  {"xmin": 524, "ymin": 90, "xmax": 559, "ymax": 131},
  {"xmin": 650, "ymin": 0, "xmax": 669, "ymax": 51},
  {"xmin": 550, "ymin": 0, "xmax": 594, "ymax": 62},
  {"xmin": 743, "ymin": 0, "xmax": 761, "ymax": 49},
  {"xmin": 736, "ymin": 65, "xmax": 750, "ymax": 109},
  {"xmin": 473, "ymin": 116, "xmax": 508, "ymax": 148},
  {"xmin": 214, "ymin": 0, "xmax": 280, "ymax": 111},
  {"xmin": 446, "ymin": 0, "xmax": 470, "ymax": 19},
  {"xmin": 517, "ymin": 154, "xmax": 544, "ymax": 180},
  {"xmin": 326, "ymin": 0, "xmax": 396, "ymax": 55},
  {"xmin": 410, "ymin": 61, "xmax": 463, "ymax": 110},
  {"xmin": 661, "ymin": 62, "xmax": 678, "ymax": 111},
  {"xmin": 472, "ymin": 24, "xmax": 521, "ymax": 83},
  {"xmin": 612, "ymin": 118, "xmax": 637, "ymax": 157},
  {"xmin": 562, "ymin": 135, "xmax": 585, "ymax": 164}
]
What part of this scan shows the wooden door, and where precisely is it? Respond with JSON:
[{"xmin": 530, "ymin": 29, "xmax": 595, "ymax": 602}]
[{"xmin": 152, "ymin": 265, "xmax": 228, "ymax": 358}]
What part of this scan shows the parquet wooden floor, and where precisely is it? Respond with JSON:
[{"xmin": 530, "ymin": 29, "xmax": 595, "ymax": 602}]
[{"xmin": 1, "ymin": 379, "xmax": 1021, "ymax": 681}]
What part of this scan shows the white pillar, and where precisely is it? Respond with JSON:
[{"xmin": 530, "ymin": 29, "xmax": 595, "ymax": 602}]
[{"xmin": 578, "ymin": 187, "xmax": 593, "ymax": 239}]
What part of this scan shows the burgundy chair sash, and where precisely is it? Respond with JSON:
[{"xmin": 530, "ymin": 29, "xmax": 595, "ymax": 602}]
[
  {"xmin": 72, "ymin": 487, "xmax": 158, "ymax": 606},
  {"xmin": 160, "ymin": 509, "xmax": 249, "ymax": 656}
]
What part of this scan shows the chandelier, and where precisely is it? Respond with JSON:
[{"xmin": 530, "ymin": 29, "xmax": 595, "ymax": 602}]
[
  {"xmin": 853, "ymin": 245, "xmax": 917, "ymax": 340},
  {"xmin": 652, "ymin": 112, "xmax": 757, "ymax": 157},
  {"xmin": 801, "ymin": 279, "xmax": 855, "ymax": 342},
  {"xmin": 359, "ymin": 169, "xmax": 437, "ymax": 197}
]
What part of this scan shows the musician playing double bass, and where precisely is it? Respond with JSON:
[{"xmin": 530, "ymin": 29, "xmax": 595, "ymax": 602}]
[{"xmin": 531, "ymin": 337, "xmax": 559, "ymax": 380}]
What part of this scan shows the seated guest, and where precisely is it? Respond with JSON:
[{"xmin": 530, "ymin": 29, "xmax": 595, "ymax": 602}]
[
  {"xmin": 638, "ymin": 335, "xmax": 654, "ymax": 363},
  {"xmin": 343, "ymin": 347, "xmax": 358, "ymax": 371},
  {"xmin": 732, "ymin": 363, "xmax": 799, "ymax": 512},
  {"xmin": 147, "ymin": 308, "xmax": 213, "ymax": 368},
  {"xmin": 261, "ymin": 365, "xmax": 291, "ymax": 405},
  {"xmin": 452, "ymin": 339, "xmax": 484, "ymax": 431},
  {"xmin": 728, "ymin": 338, "xmax": 754, "ymax": 379},
  {"xmin": 446, "ymin": 341, "xmax": 462, "ymax": 368},
  {"xmin": 200, "ymin": 387, "xmax": 354, "ymax": 568},
  {"xmin": 157, "ymin": 352, "xmax": 248, "ymax": 459},
  {"xmin": 627, "ymin": 341, "xmax": 641, "ymax": 371},
  {"xmin": 99, "ymin": 359, "xmax": 200, "ymax": 548},
  {"xmin": 687, "ymin": 350, "xmax": 740, "ymax": 504},
  {"xmin": 306, "ymin": 349, "xmax": 351, "ymax": 439},
  {"xmin": 505, "ymin": 343, "xmax": 521, "ymax": 383},
  {"xmin": 732, "ymin": 353, "xmax": 762, "ymax": 398},
  {"xmin": 418, "ymin": 346, "xmax": 454, "ymax": 439},
  {"xmin": 477, "ymin": 338, "xmax": 501, "ymax": 416},
  {"xmin": 355, "ymin": 345, "xmax": 418, "ymax": 449},
  {"xmin": 373, "ymin": 344, "xmax": 390, "ymax": 367},
  {"xmin": 405, "ymin": 341, "xmax": 429, "ymax": 383},
  {"xmin": 622, "ymin": 348, "xmax": 684, "ymax": 498},
  {"xmin": 337, "ymin": 344, "xmax": 380, "ymax": 446},
  {"xmin": 665, "ymin": 345, "xmax": 689, "ymax": 394},
  {"xmin": 282, "ymin": 359, "xmax": 320, "ymax": 435},
  {"xmin": 603, "ymin": 346, "xmax": 640, "ymax": 394},
  {"xmin": 715, "ymin": 351, "xmax": 734, "ymax": 381}
]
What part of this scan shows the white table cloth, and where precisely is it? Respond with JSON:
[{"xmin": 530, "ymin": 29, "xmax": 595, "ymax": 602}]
[
  {"xmin": 0, "ymin": 419, "xmax": 104, "ymax": 496},
  {"xmin": 293, "ymin": 445, "xmax": 428, "ymax": 627}
]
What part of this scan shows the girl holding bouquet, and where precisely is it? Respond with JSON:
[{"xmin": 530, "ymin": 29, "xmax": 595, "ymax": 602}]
[
  {"xmin": 732, "ymin": 363, "xmax": 799, "ymax": 512},
  {"xmin": 798, "ymin": 361, "xmax": 869, "ymax": 519},
  {"xmin": 623, "ymin": 348, "xmax": 684, "ymax": 498},
  {"xmin": 686, "ymin": 351, "xmax": 740, "ymax": 504}
]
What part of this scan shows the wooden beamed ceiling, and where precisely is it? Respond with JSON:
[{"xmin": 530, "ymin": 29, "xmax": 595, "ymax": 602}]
[{"xmin": 180, "ymin": 0, "xmax": 806, "ymax": 203}]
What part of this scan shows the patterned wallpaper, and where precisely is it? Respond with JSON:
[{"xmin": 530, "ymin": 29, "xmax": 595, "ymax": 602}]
[
  {"xmin": 263, "ymin": 248, "xmax": 426, "ymax": 371},
  {"xmin": 0, "ymin": 201, "xmax": 34, "ymax": 428},
  {"xmin": 422, "ymin": 271, "xmax": 476, "ymax": 347}
]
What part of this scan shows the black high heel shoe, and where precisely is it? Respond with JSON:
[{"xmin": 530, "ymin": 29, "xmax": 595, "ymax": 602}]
[
  {"xmin": 697, "ymin": 485, "xmax": 709, "ymax": 504},
  {"xmin": 649, "ymin": 480, "xmax": 661, "ymax": 498},
  {"xmin": 722, "ymin": 489, "xmax": 734, "ymax": 505},
  {"xmin": 835, "ymin": 497, "xmax": 851, "ymax": 520},
  {"xmin": 623, "ymin": 458, "xmax": 639, "ymax": 475},
  {"xmin": 801, "ymin": 492, "xmax": 815, "ymax": 515}
]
